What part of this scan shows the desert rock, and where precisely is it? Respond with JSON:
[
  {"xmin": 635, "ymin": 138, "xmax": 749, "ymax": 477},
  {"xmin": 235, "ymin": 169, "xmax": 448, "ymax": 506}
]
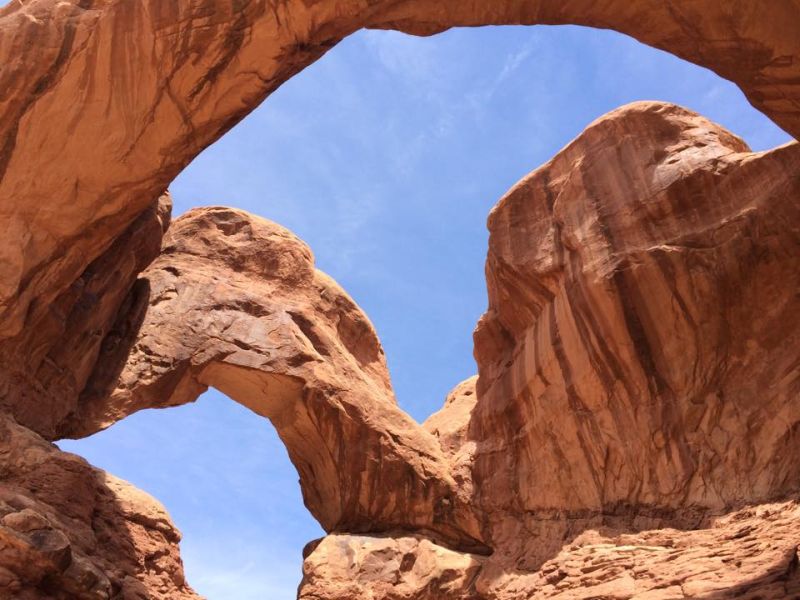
[
  {"xmin": 0, "ymin": 0, "xmax": 798, "ymax": 356},
  {"xmin": 0, "ymin": 194, "xmax": 171, "ymax": 440},
  {"xmin": 0, "ymin": 413, "xmax": 197, "ymax": 599},
  {"xmin": 60, "ymin": 206, "xmax": 486, "ymax": 551},
  {"xmin": 0, "ymin": 1, "xmax": 799, "ymax": 598},
  {"xmin": 299, "ymin": 101, "xmax": 800, "ymax": 598}
]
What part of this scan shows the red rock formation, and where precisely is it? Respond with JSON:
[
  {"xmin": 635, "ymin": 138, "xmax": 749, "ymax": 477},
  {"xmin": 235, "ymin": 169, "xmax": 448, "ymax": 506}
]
[
  {"xmin": 0, "ymin": 414, "xmax": 197, "ymax": 599},
  {"xmin": 0, "ymin": 0, "xmax": 797, "ymax": 359},
  {"xmin": 0, "ymin": 0, "xmax": 799, "ymax": 598},
  {"xmin": 301, "ymin": 501, "xmax": 800, "ymax": 600},
  {"xmin": 60, "ymin": 206, "xmax": 485, "ymax": 551},
  {"xmin": 300, "ymin": 102, "xmax": 800, "ymax": 599},
  {"xmin": 0, "ymin": 194, "xmax": 171, "ymax": 440},
  {"xmin": 472, "ymin": 101, "xmax": 800, "ymax": 518}
]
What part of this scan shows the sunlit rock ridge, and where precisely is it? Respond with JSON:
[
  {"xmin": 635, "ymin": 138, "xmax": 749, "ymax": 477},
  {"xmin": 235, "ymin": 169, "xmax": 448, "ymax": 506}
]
[{"xmin": 0, "ymin": 0, "xmax": 798, "ymax": 598}]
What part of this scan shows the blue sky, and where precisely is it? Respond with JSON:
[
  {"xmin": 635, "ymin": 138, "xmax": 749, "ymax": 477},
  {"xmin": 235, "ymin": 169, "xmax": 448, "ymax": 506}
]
[{"xmin": 58, "ymin": 24, "xmax": 792, "ymax": 600}]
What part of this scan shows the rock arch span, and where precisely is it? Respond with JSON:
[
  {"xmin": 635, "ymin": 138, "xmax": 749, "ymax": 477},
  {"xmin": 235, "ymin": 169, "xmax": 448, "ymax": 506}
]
[
  {"xmin": 0, "ymin": 0, "xmax": 797, "ymax": 345},
  {"xmin": 61, "ymin": 205, "xmax": 487, "ymax": 552},
  {"xmin": 0, "ymin": 1, "xmax": 798, "ymax": 597}
]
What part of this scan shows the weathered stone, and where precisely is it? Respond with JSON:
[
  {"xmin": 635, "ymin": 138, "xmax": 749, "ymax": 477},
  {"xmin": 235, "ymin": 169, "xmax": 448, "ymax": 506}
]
[
  {"xmin": 1, "ymin": 0, "xmax": 799, "ymax": 597},
  {"xmin": 0, "ymin": 193, "xmax": 171, "ymax": 440},
  {"xmin": 471, "ymin": 101, "xmax": 800, "ymax": 525},
  {"xmin": 301, "ymin": 102, "xmax": 800, "ymax": 598},
  {"xmin": 60, "ymin": 206, "xmax": 486, "ymax": 551},
  {"xmin": 300, "ymin": 533, "xmax": 486, "ymax": 600},
  {"xmin": 0, "ymin": 0, "xmax": 797, "ymax": 353},
  {"xmin": 0, "ymin": 414, "xmax": 197, "ymax": 599},
  {"xmin": 301, "ymin": 501, "xmax": 800, "ymax": 600}
]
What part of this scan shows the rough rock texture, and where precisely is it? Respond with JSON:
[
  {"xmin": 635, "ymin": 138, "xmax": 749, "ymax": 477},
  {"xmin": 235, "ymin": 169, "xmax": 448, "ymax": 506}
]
[
  {"xmin": 297, "ymin": 102, "xmax": 800, "ymax": 599},
  {"xmin": 1, "ymin": 1, "xmax": 799, "ymax": 598},
  {"xmin": 0, "ymin": 414, "xmax": 197, "ymax": 599},
  {"xmin": 302, "ymin": 501, "xmax": 800, "ymax": 600},
  {"xmin": 299, "ymin": 533, "xmax": 486, "ymax": 600},
  {"xmin": 59, "ymin": 206, "xmax": 485, "ymax": 551},
  {"xmin": 472, "ymin": 101, "xmax": 800, "ymax": 518},
  {"xmin": 0, "ymin": 0, "xmax": 798, "ymax": 359},
  {"xmin": 0, "ymin": 193, "xmax": 171, "ymax": 440}
]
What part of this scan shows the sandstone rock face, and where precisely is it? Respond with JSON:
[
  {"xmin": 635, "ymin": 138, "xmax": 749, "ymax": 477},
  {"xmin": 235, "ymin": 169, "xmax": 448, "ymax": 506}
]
[
  {"xmin": 472, "ymin": 101, "xmax": 800, "ymax": 518},
  {"xmin": 0, "ymin": 194, "xmax": 171, "ymax": 440},
  {"xmin": 299, "ymin": 102, "xmax": 800, "ymax": 599},
  {"xmin": 0, "ymin": 0, "xmax": 797, "ymax": 360},
  {"xmin": 61, "ymin": 206, "xmax": 485, "ymax": 551},
  {"xmin": 1, "ymin": 0, "xmax": 799, "ymax": 598},
  {"xmin": 299, "ymin": 533, "xmax": 486, "ymax": 600},
  {"xmin": 0, "ymin": 414, "xmax": 197, "ymax": 599},
  {"xmin": 302, "ymin": 501, "xmax": 800, "ymax": 600}
]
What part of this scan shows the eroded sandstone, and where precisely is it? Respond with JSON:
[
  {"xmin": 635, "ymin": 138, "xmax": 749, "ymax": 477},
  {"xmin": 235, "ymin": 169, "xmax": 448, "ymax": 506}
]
[
  {"xmin": 0, "ymin": 193, "xmax": 171, "ymax": 440},
  {"xmin": 0, "ymin": 0, "xmax": 798, "ymax": 358},
  {"xmin": 0, "ymin": 0, "xmax": 799, "ymax": 598},
  {"xmin": 0, "ymin": 414, "xmax": 196, "ymax": 599},
  {"xmin": 303, "ymin": 500, "xmax": 800, "ymax": 600},
  {"xmin": 59, "ymin": 206, "xmax": 485, "ymax": 551},
  {"xmin": 300, "ymin": 101, "xmax": 800, "ymax": 599}
]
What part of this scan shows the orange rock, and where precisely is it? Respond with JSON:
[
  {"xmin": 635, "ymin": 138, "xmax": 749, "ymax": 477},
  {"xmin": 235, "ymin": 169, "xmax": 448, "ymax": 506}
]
[
  {"xmin": 300, "ymin": 102, "xmax": 800, "ymax": 598},
  {"xmin": 0, "ymin": 414, "xmax": 197, "ymax": 599},
  {"xmin": 0, "ymin": 0, "xmax": 799, "ymax": 596},
  {"xmin": 0, "ymin": 194, "xmax": 171, "ymax": 440},
  {"xmin": 472, "ymin": 102, "xmax": 800, "ymax": 522},
  {"xmin": 63, "ymin": 206, "xmax": 486, "ymax": 551},
  {"xmin": 301, "ymin": 501, "xmax": 800, "ymax": 600},
  {"xmin": 0, "ymin": 0, "xmax": 797, "ymax": 352}
]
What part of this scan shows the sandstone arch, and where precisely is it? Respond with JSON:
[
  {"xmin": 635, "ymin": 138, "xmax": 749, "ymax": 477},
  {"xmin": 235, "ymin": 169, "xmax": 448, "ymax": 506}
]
[
  {"xmin": 58, "ymin": 205, "xmax": 486, "ymax": 552},
  {"xmin": 0, "ymin": 0, "xmax": 797, "ymax": 352},
  {"xmin": 1, "ymin": 1, "xmax": 799, "ymax": 597}
]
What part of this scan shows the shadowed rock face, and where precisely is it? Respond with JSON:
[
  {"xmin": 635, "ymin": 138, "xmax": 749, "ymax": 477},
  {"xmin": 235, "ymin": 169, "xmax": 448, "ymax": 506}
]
[
  {"xmin": 0, "ymin": 194, "xmax": 171, "ymax": 440},
  {"xmin": 0, "ymin": 414, "xmax": 197, "ymax": 599}
]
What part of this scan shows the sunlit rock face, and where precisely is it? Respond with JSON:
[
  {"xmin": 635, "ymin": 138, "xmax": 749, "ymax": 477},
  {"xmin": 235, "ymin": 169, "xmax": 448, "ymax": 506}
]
[
  {"xmin": 63, "ymin": 206, "xmax": 485, "ymax": 552},
  {"xmin": 0, "ymin": 0, "xmax": 798, "ymax": 598},
  {"xmin": 300, "ymin": 102, "xmax": 800, "ymax": 599},
  {"xmin": 0, "ymin": 0, "xmax": 798, "ymax": 355},
  {"xmin": 0, "ymin": 414, "xmax": 197, "ymax": 599},
  {"xmin": 301, "ymin": 501, "xmax": 800, "ymax": 600},
  {"xmin": 472, "ymin": 100, "xmax": 800, "ymax": 525}
]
